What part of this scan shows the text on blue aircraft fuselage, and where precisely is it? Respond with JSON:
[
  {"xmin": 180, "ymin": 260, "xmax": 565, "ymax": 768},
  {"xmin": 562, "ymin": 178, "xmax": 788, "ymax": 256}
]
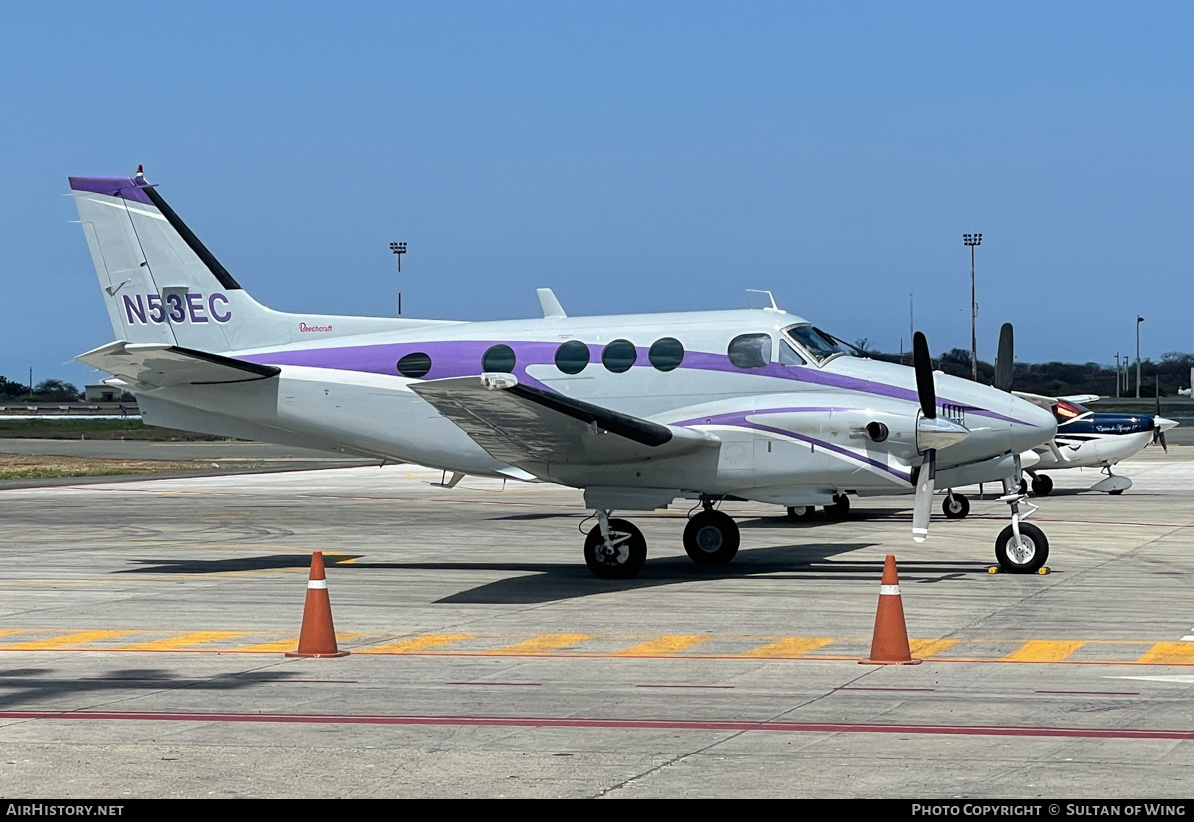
[
  {"xmin": 122, "ymin": 293, "xmax": 232, "ymax": 324},
  {"xmin": 1062, "ymin": 414, "xmax": 1153, "ymax": 435}
]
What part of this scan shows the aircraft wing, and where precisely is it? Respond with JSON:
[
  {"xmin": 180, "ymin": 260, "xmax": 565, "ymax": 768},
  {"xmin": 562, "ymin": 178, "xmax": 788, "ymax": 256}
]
[
  {"xmin": 1013, "ymin": 391, "xmax": 1101, "ymax": 410},
  {"xmin": 409, "ymin": 374, "xmax": 718, "ymax": 468},
  {"xmin": 77, "ymin": 341, "xmax": 281, "ymax": 388}
]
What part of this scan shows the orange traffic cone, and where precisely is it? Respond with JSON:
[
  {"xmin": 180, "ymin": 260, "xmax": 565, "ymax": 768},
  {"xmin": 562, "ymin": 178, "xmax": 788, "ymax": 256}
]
[
  {"xmin": 286, "ymin": 551, "xmax": 349, "ymax": 658},
  {"xmin": 860, "ymin": 554, "xmax": 921, "ymax": 665}
]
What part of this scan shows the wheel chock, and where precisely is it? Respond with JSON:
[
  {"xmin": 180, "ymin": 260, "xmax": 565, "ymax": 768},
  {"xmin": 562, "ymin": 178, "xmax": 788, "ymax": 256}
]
[{"xmin": 987, "ymin": 565, "xmax": 1051, "ymax": 575}]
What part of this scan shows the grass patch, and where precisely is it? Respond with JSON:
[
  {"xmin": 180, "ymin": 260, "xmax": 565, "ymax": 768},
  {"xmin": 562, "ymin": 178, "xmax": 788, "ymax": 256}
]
[
  {"xmin": 0, "ymin": 419, "xmax": 226, "ymax": 441},
  {"xmin": 0, "ymin": 453, "xmax": 263, "ymax": 480}
]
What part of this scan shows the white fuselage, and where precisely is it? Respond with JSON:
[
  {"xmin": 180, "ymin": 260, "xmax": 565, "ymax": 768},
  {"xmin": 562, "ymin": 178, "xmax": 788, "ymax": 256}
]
[{"xmin": 129, "ymin": 307, "xmax": 1057, "ymax": 507}]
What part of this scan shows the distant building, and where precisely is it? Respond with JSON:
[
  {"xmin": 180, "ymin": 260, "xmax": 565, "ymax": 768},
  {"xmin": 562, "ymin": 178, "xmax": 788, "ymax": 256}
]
[{"xmin": 84, "ymin": 384, "xmax": 123, "ymax": 403}]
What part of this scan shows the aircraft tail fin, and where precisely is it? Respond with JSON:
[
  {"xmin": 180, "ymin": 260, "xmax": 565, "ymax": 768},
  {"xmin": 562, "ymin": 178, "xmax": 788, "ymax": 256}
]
[{"xmin": 71, "ymin": 169, "xmax": 430, "ymax": 354}]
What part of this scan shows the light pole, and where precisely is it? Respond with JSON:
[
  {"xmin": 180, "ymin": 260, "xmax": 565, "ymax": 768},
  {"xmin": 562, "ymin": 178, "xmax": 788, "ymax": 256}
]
[
  {"xmin": 963, "ymin": 233, "xmax": 982, "ymax": 380},
  {"xmin": 1136, "ymin": 315, "xmax": 1144, "ymax": 399},
  {"xmin": 389, "ymin": 242, "xmax": 407, "ymax": 315},
  {"xmin": 1115, "ymin": 352, "xmax": 1121, "ymax": 398},
  {"xmin": 909, "ymin": 292, "xmax": 914, "ymax": 365}
]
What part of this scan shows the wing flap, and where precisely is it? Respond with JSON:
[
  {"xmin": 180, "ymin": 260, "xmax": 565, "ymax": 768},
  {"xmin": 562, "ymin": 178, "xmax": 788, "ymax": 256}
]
[
  {"xmin": 409, "ymin": 374, "xmax": 717, "ymax": 468},
  {"xmin": 77, "ymin": 341, "xmax": 280, "ymax": 388}
]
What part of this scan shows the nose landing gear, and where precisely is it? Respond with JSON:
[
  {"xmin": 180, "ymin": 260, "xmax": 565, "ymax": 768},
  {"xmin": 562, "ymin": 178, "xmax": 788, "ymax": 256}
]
[{"xmin": 993, "ymin": 474, "xmax": 1049, "ymax": 573}]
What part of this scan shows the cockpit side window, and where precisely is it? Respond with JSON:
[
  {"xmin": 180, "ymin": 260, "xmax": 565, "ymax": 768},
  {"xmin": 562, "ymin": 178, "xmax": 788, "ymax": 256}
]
[
  {"xmin": 783, "ymin": 324, "xmax": 851, "ymax": 365},
  {"xmin": 727, "ymin": 334, "xmax": 772, "ymax": 369},
  {"xmin": 779, "ymin": 340, "xmax": 806, "ymax": 366}
]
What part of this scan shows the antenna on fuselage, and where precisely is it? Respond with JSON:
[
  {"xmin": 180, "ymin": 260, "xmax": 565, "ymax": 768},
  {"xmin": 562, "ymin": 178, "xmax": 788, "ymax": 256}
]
[{"xmin": 745, "ymin": 289, "xmax": 781, "ymax": 312}]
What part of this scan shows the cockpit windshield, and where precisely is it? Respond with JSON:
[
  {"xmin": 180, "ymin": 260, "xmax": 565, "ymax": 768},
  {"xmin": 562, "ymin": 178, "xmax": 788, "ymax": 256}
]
[
  {"xmin": 1053, "ymin": 398, "xmax": 1091, "ymax": 424},
  {"xmin": 783, "ymin": 324, "xmax": 854, "ymax": 365}
]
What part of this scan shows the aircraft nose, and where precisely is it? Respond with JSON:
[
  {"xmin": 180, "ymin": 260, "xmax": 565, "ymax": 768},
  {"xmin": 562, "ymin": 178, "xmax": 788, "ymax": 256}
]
[{"xmin": 1008, "ymin": 396, "xmax": 1058, "ymax": 452}]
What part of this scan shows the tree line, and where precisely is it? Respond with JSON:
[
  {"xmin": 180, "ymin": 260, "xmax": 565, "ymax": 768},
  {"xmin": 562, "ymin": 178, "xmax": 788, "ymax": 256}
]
[{"xmin": 865, "ymin": 347, "xmax": 1194, "ymax": 398}]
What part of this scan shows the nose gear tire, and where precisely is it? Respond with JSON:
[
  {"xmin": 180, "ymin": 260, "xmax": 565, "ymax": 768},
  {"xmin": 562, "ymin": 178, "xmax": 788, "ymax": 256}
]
[{"xmin": 994, "ymin": 522, "xmax": 1049, "ymax": 573}]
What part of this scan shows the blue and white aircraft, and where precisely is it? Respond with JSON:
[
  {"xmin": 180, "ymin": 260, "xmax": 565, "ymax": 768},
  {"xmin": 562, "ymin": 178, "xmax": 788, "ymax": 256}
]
[
  {"xmin": 1013, "ymin": 394, "xmax": 1178, "ymax": 496},
  {"xmin": 69, "ymin": 170, "xmax": 1059, "ymax": 578}
]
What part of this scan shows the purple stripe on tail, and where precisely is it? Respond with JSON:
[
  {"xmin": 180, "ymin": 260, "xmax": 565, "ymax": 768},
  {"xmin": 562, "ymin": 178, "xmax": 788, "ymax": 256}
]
[{"xmin": 68, "ymin": 176, "xmax": 155, "ymax": 206}]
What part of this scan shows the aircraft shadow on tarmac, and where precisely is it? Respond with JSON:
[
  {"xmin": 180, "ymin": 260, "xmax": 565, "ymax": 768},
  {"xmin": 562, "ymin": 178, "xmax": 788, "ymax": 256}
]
[
  {"xmin": 0, "ymin": 667, "xmax": 309, "ymax": 709},
  {"xmin": 112, "ymin": 510, "xmax": 994, "ymax": 604},
  {"xmin": 117, "ymin": 554, "xmax": 364, "ymax": 574}
]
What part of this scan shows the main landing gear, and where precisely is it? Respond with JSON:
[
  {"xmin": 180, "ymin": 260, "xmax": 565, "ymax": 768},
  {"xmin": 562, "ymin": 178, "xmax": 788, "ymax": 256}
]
[
  {"xmin": 785, "ymin": 493, "xmax": 850, "ymax": 522},
  {"xmin": 583, "ymin": 499, "xmax": 742, "ymax": 579},
  {"xmin": 1091, "ymin": 465, "xmax": 1132, "ymax": 495},
  {"xmin": 941, "ymin": 490, "xmax": 970, "ymax": 519},
  {"xmin": 583, "ymin": 511, "xmax": 646, "ymax": 579},
  {"xmin": 1024, "ymin": 470, "xmax": 1054, "ymax": 496}
]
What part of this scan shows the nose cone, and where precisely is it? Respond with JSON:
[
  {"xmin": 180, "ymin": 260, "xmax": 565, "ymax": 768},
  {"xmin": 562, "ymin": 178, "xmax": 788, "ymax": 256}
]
[
  {"xmin": 1008, "ymin": 395, "xmax": 1058, "ymax": 453},
  {"xmin": 1155, "ymin": 416, "xmax": 1180, "ymax": 432}
]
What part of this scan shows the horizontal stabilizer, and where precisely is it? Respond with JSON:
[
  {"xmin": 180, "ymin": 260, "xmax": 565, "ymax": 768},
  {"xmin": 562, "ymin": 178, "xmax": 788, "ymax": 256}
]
[
  {"xmin": 77, "ymin": 341, "xmax": 280, "ymax": 388},
  {"xmin": 410, "ymin": 374, "xmax": 717, "ymax": 469}
]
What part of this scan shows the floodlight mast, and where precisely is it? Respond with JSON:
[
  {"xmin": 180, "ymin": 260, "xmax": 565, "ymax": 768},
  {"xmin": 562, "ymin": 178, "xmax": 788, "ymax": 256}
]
[
  {"xmin": 1136, "ymin": 315, "xmax": 1144, "ymax": 399},
  {"xmin": 390, "ymin": 241, "xmax": 407, "ymax": 315},
  {"xmin": 963, "ymin": 233, "xmax": 982, "ymax": 381}
]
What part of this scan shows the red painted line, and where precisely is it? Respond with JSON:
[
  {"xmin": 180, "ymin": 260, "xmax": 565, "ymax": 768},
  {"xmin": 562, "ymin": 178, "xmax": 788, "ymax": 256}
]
[
  {"xmin": 1034, "ymin": 690, "xmax": 1140, "ymax": 696},
  {"xmin": 635, "ymin": 684, "xmax": 736, "ymax": 690},
  {"xmin": 1, "ymin": 710, "xmax": 1192, "ymax": 740},
  {"xmin": 445, "ymin": 682, "xmax": 542, "ymax": 687},
  {"xmin": 835, "ymin": 687, "xmax": 935, "ymax": 692}
]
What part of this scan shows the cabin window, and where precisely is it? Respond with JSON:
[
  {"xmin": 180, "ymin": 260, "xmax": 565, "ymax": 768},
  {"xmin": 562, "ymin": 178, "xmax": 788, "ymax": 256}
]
[
  {"xmin": 555, "ymin": 340, "xmax": 590, "ymax": 374},
  {"xmin": 648, "ymin": 337, "xmax": 685, "ymax": 372},
  {"xmin": 482, "ymin": 344, "xmax": 516, "ymax": 373},
  {"xmin": 727, "ymin": 334, "xmax": 772, "ymax": 369},
  {"xmin": 602, "ymin": 339, "xmax": 637, "ymax": 373},
  {"xmin": 396, "ymin": 352, "xmax": 432, "ymax": 378}
]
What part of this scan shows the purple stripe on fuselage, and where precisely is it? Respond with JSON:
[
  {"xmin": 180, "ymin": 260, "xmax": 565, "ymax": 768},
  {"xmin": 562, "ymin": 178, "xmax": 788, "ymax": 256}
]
[
  {"xmin": 673, "ymin": 409, "xmax": 913, "ymax": 484},
  {"xmin": 69, "ymin": 176, "xmax": 155, "ymax": 206},
  {"xmin": 243, "ymin": 340, "xmax": 1029, "ymax": 427}
]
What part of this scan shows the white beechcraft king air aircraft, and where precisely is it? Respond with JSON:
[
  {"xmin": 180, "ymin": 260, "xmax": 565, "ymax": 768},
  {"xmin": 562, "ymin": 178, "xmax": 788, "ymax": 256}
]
[{"xmin": 69, "ymin": 169, "xmax": 1060, "ymax": 579}]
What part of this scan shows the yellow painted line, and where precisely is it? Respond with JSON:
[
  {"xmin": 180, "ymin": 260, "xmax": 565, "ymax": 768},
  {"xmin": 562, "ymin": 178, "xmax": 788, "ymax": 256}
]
[
  {"xmin": 485, "ymin": 634, "xmax": 593, "ymax": 655},
  {"xmin": 908, "ymin": 638, "xmax": 963, "ymax": 658},
  {"xmin": 234, "ymin": 637, "xmax": 301, "ymax": 653},
  {"xmin": 740, "ymin": 637, "xmax": 834, "ymax": 658},
  {"xmin": 1138, "ymin": 642, "xmax": 1194, "ymax": 664},
  {"xmin": 0, "ymin": 630, "xmax": 137, "ymax": 650},
  {"xmin": 118, "ymin": 631, "xmax": 249, "ymax": 651},
  {"xmin": 1003, "ymin": 640, "xmax": 1086, "ymax": 662},
  {"xmin": 613, "ymin": 635, "xmax": 713, "ymax": 657},
  {"xmin": 354, "ymin": 634, "xmax": 478, "ymax": 655}
]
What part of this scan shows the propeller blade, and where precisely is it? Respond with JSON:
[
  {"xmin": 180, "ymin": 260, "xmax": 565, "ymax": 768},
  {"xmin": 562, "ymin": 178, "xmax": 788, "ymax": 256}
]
[
  {"xmin": 912, "ymin": 450, "xmax": 936, "ymax": 543},
  {"xmin": 993, "ymin": 323, "xmax": 1014, "ymax": 392},
  {"xmin": 1161, "ymin": 430, "xmax": 1168, "ymax": 454},
  {"xmin": 912, "ymin": 331, "xmax": 936, "ymax": 419}
]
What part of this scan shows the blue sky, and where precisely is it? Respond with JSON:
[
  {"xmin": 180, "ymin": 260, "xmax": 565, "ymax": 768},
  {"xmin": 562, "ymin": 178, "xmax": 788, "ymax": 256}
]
[{"xmin": 2, "ymin": 2, "xmax": 1191, "ymax": 388}]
